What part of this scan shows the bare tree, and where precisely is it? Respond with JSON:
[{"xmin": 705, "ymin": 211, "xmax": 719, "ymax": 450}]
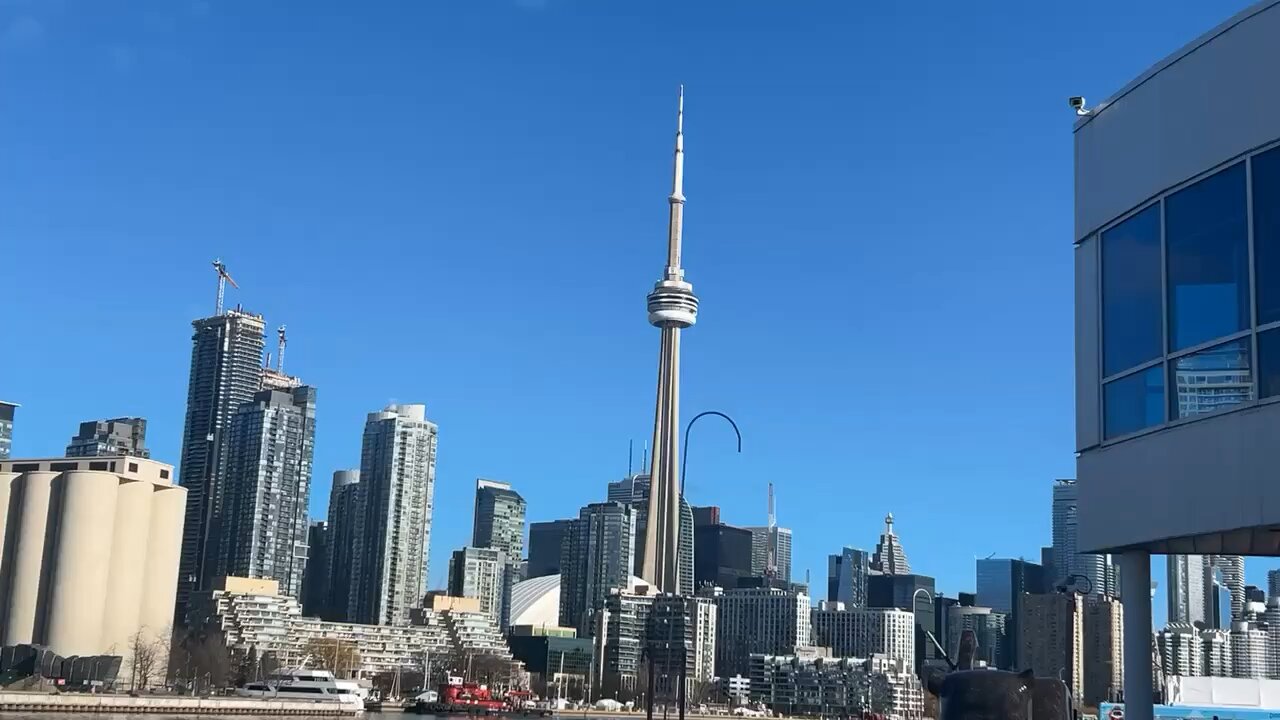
[
  {"xmin": 689, "ymin": 679, "xmax": 717, "ymax": 706},
  {"xmin": 303, "ymin": 638, "xmax": 361, "ymax": 677},
  {"xmin": 172, "ymin": 625, "xmax": 233, "ymax": 694},
  {"xmin": 129, "ymin": 630, "xmax": 159, "ymax": 691},
  {"xmin": 260, "ymin": 651, "xmax": 280, "ymax": 678}
]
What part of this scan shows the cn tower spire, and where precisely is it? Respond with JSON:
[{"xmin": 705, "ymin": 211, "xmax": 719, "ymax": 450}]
[
  {"xmin": 666, "ymin": 85, "xmax": 685, "ymax": 273},
  {"xmin": 642, "ymin": 87, "xmax": 700, "ymax": 594}
]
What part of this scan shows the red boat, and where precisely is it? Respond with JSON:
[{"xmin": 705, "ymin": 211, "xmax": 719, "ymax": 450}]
[{"xmin": 440, "ymin": 679, "xmax": 507, "ymax": 711}]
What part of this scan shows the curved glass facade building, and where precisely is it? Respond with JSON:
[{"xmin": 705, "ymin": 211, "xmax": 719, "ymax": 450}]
[{"xmin": 1074, "ymin": 3, "xmax": 1280, "ymax": 718}]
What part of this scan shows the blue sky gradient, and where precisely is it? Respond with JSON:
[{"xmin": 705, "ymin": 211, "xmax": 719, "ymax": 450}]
[{"xmin": 0, "ymin": 0, "xmax": 1262, "ymax": 623}]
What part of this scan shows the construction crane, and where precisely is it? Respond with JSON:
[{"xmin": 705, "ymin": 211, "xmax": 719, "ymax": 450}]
[
  {"xmin": 276, "ymin": 325, "xmax": 287, "ymax": 373},
  {"xmin": 212, "ymin": 259, "xmax": 239, "ymax": 315}
]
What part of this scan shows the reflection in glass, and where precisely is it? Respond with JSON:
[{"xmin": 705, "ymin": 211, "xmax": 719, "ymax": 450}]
[
  {"xmin": 1166, "ymin": 163, "xmax": 1248, "ymax": 351},
  {"xmin": 1253, "ymin": 147, "xmax": 1280, "ymax": 325},
  {"xmin": 1102, "ymin": 205, "xmax": 1162, "ymax": 376},
  {"xmin": 1170, "ymin": 338, "xmax": 1253, "ymax": 420},
  {"xmin": 1104, "ymin": 365, "xmax": 1164, "ymax": 439},
  {"xmin": 1257, "ymin": 329, "xmax": 1280, "ymax": 399}
]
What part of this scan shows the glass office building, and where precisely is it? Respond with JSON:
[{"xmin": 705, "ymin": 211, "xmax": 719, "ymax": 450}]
[{"xmin": 1074, "ymin": 3, "xmax": 1280, "ymax": 719}]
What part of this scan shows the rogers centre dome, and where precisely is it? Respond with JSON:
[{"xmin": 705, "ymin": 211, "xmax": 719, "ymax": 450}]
[{"xmin": 508, "ymin": 574, "xmax": 651, "ymax": 629}]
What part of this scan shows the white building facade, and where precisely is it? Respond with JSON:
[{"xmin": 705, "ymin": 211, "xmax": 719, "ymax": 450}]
[
  {"xmin": 811, "ymin": 603, "xmax": 915, "ymax": 671},
  {"xmin": 1158, "ymin": 624, "xmax": 1203, "ymax": 677},
  {"xmin": 715, "ymin": 587, "xmax": 811, "ymax": 678},
  {"xmin": 350, "ymin": 404, "xmax": 438, "ymax": 625}
]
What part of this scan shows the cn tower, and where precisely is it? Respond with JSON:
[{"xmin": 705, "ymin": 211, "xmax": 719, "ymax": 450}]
[{"xmin": 641, "ymin": 87, "xmax": 699, "ymax": 593}]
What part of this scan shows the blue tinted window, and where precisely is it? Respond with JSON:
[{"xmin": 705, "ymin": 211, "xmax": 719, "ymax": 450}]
[
  {"xmin": 1253, "ymin": 148, "xmax": 1280, "ymax": 325},
  {"xmin": 1103, "ymin": 365, "xmax": 1164, "ymax": 439},
  {"xmin": 1166, "ymin": 163, "xmax": 1248, "ymax": 351},
  {"xmin": 1257, "ymin": 329, "xmax": 1280, "ymax": 399},
  {"xmin": 1102, "ymin": 205, "xmax": 1162, "ymax": 376},
  {"xmin": 1170, "ymin": 338, "xmax": 1253, "ymax": 419}
]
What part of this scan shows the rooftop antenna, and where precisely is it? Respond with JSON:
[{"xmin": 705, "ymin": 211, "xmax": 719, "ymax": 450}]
[
  {"xmin": 212, "ymin": 259, "xmax": 239, "ymax": 315},
  {"xmin": 641, "ymin": 441, "xmax": 649, "ymax": 474},
  {"xmin": 628, "ymin": 439, "xmax": 634, "ymax": 477},
  {"xmin": 766, "ymin": 482, "xmax": 778, "ymax": 580},
  {"xmin": 767, "ymin": 482, "xmax": 776, "ymax": 530},
  {"xmin": 277, "ymin": 325, "xmax": 287, "ymax": 373}
]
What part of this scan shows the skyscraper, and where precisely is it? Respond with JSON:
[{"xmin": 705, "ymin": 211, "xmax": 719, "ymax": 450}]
[
  {"xmin": 0, "ymin": 401, "xmax": 15, "ymax": 460},
  {"xmin": 527, "ymin": 519, "xmax": 572, "ymax": 579},
  {"xmin": 976, "ymin": 558, "xmax": 1046, "ymax": 669},
  {"xmin": 828, "ymin": 547, "xmax": 870, "ymax": 607},
  {"xmin": 1157, "ymin": 624, "xmax": 1203, "ymax": 677},
  {"xmin": 214, "ymin": 385, "xmax": 317, "ymax": 600},
  {"xmin": 714, "ymin": 586, "xmax": 811, "ymax": 677},
  {"xmin": 1051, "ymin": 479, "xmax": 1109, "ymax": 596},
  {"xmin": 448, "ymin": 546, "xmax": 508, "ymax": 627},
  {"xmin": 933, "ymin": 594, "xmax": 959, "ymax": 659},
  {"xmin": 176, "ymin": 308, "xmax": 267, "ymax": 618},
  {"xmin": 596, "ymin": 586, "xmax": 655, "ymax": 698},
  {"xmin": 692, "ymin": 506, "xmax": 720, "ymax": 527},
  {"xmin": 302, "ymin": 521, "xmax": 330, "ymax": 617},
  {"xmin": 640, "ymin": 88, "xmax": 700, "ymax": 594},
  {"xmin": 611, "ymin": 475, "xmax": 694, "ymax": 593},
  {"xmin": 350, "ymin": 404, "xmax": 438, "ymax": 625},
  {"xmin": 559, "ymin": 501, "xmax": 636, "ymax": 634},
  {"xmin": 947, "ymin": 605, "xmax": 1008, "ymax": 669},
  {"xmin": 867, "ymin": 573, "xmax": 937, "ymax": 666},
  {"xmin": 1167, "ymin": 554, "xmax": 1209, "ymax": 627},
  {"xmin": 694, "ymin": 522, "xmax": 753, "ymax": 591},
  {"xmin": 1210, "ymin": 567, "xmax": 1233, "ymax": 630},
  {"xmin": 1231, "ymin": 620, "xmax": 1267, "ymax": 679},
  {"xmin": 1203, "ymin": 629, "xmax": 1232, "ymax": 676},
  {"xmin": 1018, "ymin": 593, "xmax": 1083, "ymax": 700},
  {"xmin": 65, "ymin": 417, "xmax": 149, "ymax": 458},
  {"xmin": 1210, "ymin": 555, "xmax": 1246, "ymax": 621},
  {"xmin": 324, "ymin": 469, "xmax": 360, "ymax": 621},
  {"xmin": 870, "ymin": 513, "xmax": 910, "ymax": 576},
  {"xmin": 1040, "ymin": 547, "xmax": 1056, "ymax": 593},
  {"xmin": 473, "ymin": 479, "xmax": 526, "ymax": 560},
  {"xmin": 473, "ymin": 478, "xmax": 526, "ymax": 623},
  {"xmin": 1266, "ymin": 599, "xmax": 1280, "ymax": 678},
  {"xmin": 1083, "ymin": 597, "xmax": 1124, "ymax": 706},
  {"xmin": 811, "ymin": 604, "xmax": 916, "ymax": 670},
  {"xmin": 1245, "ymin": 585, "xmax": 1265, "ymax": 604},
  {"xmin": 648, "ymin": 593, "xmax": 719, "ymax": 700},
  {"xmin": 746, "ymin": 526, "xmax": 793, "ymax": 583}
]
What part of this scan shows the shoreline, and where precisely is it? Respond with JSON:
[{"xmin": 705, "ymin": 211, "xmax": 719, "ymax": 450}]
[{"xmin": 0, "ymin": 691, "xmax": 358, "ymax": 715}]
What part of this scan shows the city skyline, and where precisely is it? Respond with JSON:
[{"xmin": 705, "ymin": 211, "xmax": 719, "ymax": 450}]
[{"xmin": 3, "ymin": 0, "xmax": 1267, "ymax": 609}]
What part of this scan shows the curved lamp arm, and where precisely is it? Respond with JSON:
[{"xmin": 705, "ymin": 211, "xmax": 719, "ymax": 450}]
[{"xmin": 680, "ymin": 411, "xmax": 742, "ymax": 495}]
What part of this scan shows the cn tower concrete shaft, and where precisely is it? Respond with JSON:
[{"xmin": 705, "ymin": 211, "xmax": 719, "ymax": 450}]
[{"xmin": 642, "ymin": 87, "xmax": 699, "ymax": 593}]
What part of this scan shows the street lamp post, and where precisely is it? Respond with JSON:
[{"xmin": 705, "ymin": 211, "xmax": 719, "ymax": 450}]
[
  {"xmin": 912, "ymin": 587, "xmax": 934, "ymax": 670},
  {"xmin": 679, "ymin": 411, "xmax": 742, "ymax": 495}
]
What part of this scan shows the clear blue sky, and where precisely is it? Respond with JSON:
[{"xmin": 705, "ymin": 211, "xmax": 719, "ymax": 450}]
[{"xmin": 0, "ymin": 0, "xmax": 1266, "ymax": 623}]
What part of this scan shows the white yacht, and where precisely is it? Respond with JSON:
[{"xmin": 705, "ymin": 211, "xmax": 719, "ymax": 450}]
[{"xmin": 236, "ymin": 668, "xmax": 365, "ymax": 713}]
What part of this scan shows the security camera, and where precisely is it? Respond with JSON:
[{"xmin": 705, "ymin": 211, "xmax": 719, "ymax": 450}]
[{"xmin": 1069, "ymin": 96, "xmax": 1090, "ymax": 116}]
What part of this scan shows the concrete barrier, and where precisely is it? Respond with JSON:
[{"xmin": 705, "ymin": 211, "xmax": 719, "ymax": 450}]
[{"xmin": 0, "ymin": 691, "xmax": 359, "ymax": 715}]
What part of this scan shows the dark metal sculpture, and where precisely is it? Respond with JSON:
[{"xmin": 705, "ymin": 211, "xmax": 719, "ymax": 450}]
[{"xmin": 923, "ymin": 629, "xmax": 1076, "ymax": 720}]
